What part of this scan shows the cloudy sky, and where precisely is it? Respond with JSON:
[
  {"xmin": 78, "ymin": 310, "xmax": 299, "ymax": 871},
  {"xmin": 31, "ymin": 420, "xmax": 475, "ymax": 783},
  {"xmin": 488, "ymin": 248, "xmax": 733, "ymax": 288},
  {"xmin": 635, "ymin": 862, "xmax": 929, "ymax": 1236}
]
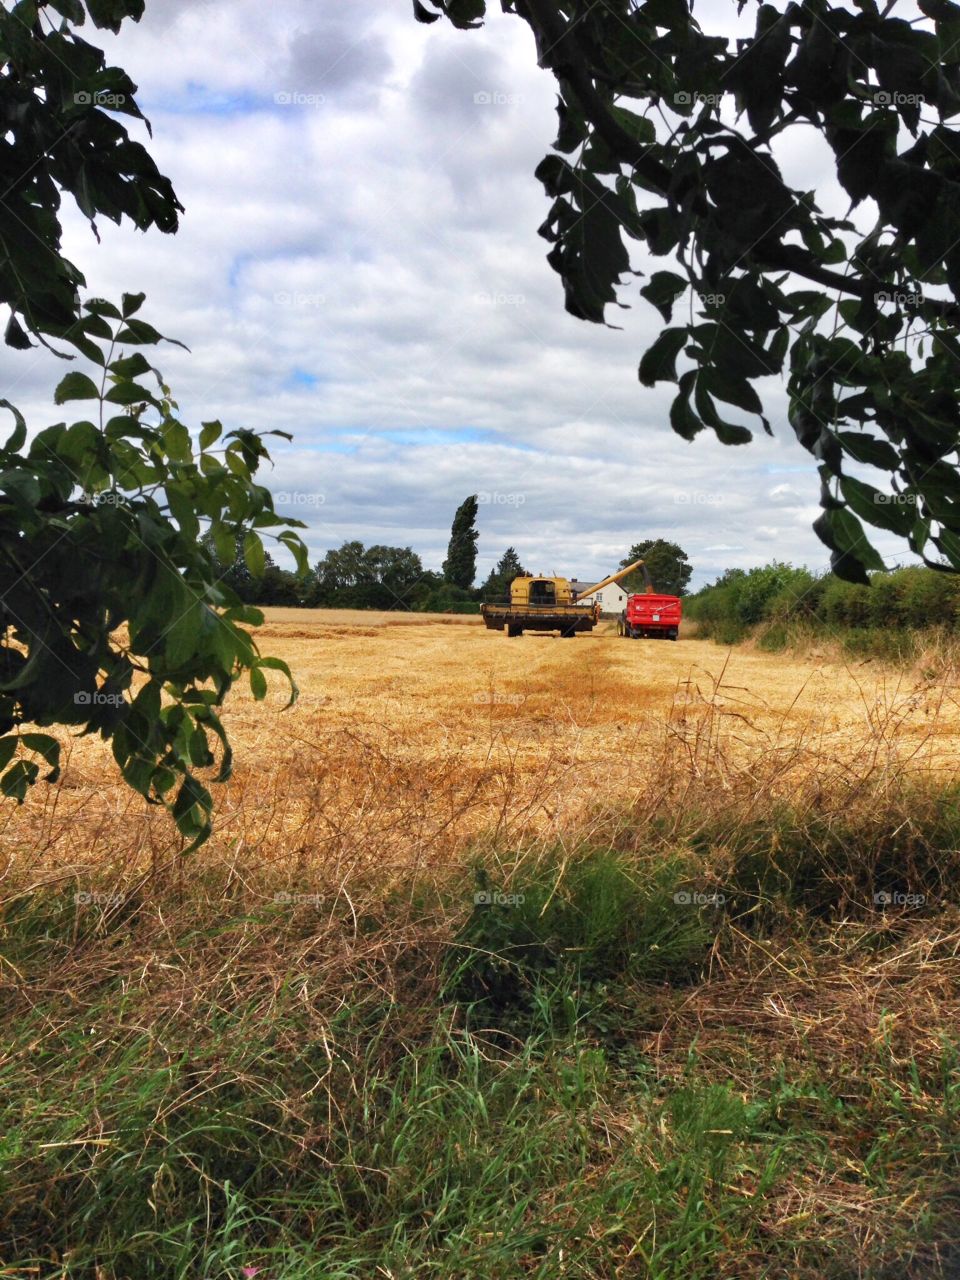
[{"xmin": 2, "ymin": 0, "xmax": 920, "ymax": 588}]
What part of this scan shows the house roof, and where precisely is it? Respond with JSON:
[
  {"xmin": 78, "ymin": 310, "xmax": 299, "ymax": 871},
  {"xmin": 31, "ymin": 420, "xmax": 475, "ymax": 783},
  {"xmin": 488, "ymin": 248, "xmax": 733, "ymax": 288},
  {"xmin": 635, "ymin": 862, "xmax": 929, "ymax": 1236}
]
[{"xmin": 569, "ymin": 578, "xmax": 627, "ymax": 595}]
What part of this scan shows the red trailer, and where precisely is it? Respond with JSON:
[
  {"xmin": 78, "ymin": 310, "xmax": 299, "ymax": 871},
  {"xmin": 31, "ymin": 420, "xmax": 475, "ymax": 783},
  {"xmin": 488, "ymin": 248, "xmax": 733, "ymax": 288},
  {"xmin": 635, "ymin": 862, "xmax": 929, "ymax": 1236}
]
[{"xmin": 617, "ymin": 592, "xmax": 682, "ymax": 641}]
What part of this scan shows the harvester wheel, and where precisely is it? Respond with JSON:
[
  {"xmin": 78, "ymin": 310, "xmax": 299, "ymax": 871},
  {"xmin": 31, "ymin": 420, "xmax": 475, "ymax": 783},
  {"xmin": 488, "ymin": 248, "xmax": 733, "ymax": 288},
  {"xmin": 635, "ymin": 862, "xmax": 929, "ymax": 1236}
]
[{"xmin": 507, "ymin": 625, "xmax": 522, "ymax": 637}]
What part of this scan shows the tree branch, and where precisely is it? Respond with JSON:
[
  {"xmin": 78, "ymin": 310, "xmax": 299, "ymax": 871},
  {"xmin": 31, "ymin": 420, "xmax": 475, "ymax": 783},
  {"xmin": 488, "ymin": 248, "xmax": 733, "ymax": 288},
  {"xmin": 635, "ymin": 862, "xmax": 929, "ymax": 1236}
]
[{"xmin": 518, "ymin": 0, "xmax": 886, "ymax": 302}]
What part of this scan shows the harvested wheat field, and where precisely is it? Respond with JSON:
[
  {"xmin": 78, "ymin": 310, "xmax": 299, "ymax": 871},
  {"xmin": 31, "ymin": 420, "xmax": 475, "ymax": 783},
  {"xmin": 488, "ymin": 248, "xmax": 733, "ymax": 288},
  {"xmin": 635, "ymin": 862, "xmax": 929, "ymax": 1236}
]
[
  {"xmin": 6, "ymin": 608, "xmax": 959, "ymax": 888},
  {"xmin": 7, "ymin": 611, "xmax": 960, "ymax": 1279}
]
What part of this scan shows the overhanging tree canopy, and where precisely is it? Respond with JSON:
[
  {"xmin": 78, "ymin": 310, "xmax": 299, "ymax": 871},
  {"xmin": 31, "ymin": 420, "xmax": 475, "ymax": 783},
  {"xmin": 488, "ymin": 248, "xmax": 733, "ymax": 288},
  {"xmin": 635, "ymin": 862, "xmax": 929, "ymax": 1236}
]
[
  {"xmin": 0, "ymin": 1, "xmax": 306, "ymax": 844},
  {"xmin": 415, "ymin": 0, "xmax": 960, "ymax": 582}
]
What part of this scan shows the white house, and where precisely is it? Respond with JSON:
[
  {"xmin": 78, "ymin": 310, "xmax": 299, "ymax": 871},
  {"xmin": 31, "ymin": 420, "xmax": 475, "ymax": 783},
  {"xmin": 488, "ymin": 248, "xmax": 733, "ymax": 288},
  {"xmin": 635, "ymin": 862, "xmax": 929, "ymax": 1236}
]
[{"xmin": 569, "ymin": 578, "xmax": 629, "ymax": 615}]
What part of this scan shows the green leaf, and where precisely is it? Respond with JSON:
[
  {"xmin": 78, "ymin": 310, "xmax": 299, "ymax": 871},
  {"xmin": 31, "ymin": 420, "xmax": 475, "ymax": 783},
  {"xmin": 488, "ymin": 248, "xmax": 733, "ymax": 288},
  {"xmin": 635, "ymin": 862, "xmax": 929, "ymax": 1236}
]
[
  {"xmin": 54, "ymin": 372, "xmax": 101, "ymax": 403},
  {"xmin": 109, "ymin": 352, "xmax": 152, "ymax": 379},
  {"xmin": 640, "ymin": 271, "xmax": 688, "ymax": 323},
  {"xmin": 249, "ymin": 666, "xmax": 268, "ymax": 701},
  {"xmin": 256, "ymin": 655, "xmax": 299, "ymax": 707},
  {"xmin": 704, "ymin": 366, "xmax": 763, "ymax": 415},
  {"xmin": 5, "ymin": 314, "xmax": 32, "ymax": 350},
  {"xmin": 121, "ymin": 291, "xmax": 146, "ymax": 318},
  {"xmin": 813, "ymin": 507, "xmax": 886, "ymax": 581},
  {"xmin": 839, "ymin": 475, "xmax": 914, "ymax": 536},
  {"xmin": 0, "ymin": 737, "xmax": 18, "ymax": 774},
  {"xmin": 0, "ymin": 400, "xmax": 27, "ymax": 453},
  {"xmin": 935, "ymin": 526, "xmax": 960, "ymax": 569},
  {"xmin": 610, "ymin": 105, "xmax": 656, "ymax": 144},
  {"xmin": 669, "ymin": 371, "xmax": 703, "ymax": 441},
  {"xmin": 1, "ymin": 760, "xmax": 39, "ymax": 803},
  {"xmin": 243, "ymin": 531, "xmax": 266, "ymax": 579},
  {"xmin": 0, "ymin": 469, "xmax": 41, "ymax": 506},
  {"xmin": 412, "ymin": 0, "xmax": 440, "ymax": 19},
  {"xmin": 199, "ymin": 420, "xmax": 222, "ymax": 449},
  {"xmin": 171, "ymin": 774, "xmax": 213, "ymax": 853},
  {"xmin": 195, "ymin": 707, "xmax": 233, "ymax": 782},
  {"xmin": 165, "ymin": 601, "xmax": 203, "ymax": 670},
  {"xmin": 638, "ymin": 328, "xmax": 688, "ymax": 386},
  {"xmin": 837, "ymin": 431, "xmax": 900, "ymax": 470},
  {"xmin": 20, "ymin": 733, "xmax": 61, "ymax": 781},
  {"xmin": 84, "ymin": 298, "xmax": 123, "ymax": 320},
  {"xmin": 694, "ymin": 378, "xmax": 753, "ymax": 445},
  {"xmin": 105, "ymin": 381, "xmax": 159, "ymax": 407}
]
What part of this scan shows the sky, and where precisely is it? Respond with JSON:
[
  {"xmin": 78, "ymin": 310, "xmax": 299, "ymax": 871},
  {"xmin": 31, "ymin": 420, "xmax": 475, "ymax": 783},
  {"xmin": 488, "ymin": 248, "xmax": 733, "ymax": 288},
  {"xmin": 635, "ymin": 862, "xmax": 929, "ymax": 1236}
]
[{"xmin": 0, "ymin": 0, "xmax": 923, "ymax": 589}]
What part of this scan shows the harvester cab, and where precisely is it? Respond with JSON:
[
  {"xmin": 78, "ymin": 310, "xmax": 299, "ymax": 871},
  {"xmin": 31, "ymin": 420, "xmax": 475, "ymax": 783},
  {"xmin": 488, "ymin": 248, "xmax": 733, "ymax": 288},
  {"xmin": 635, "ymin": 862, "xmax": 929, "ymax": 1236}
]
[{"xmin": 526, "ymin": 578, "xmax": 560, "ymax": 607}]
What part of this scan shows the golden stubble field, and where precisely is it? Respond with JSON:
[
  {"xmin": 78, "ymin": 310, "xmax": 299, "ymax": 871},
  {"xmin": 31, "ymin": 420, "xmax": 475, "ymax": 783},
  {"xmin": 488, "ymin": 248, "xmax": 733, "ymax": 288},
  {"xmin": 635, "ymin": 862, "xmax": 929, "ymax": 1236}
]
[{"xmin": 3, "ymin": 608, "xmax": 960, "ymax": 897}]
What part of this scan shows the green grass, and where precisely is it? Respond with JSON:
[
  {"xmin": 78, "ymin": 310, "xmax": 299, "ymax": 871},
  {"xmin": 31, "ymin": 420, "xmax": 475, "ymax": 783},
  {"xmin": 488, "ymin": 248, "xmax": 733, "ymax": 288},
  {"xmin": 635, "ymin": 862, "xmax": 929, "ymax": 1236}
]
[{"xmin": 5, "ymin": 796, "xmax": 960, "ymax": 1277}]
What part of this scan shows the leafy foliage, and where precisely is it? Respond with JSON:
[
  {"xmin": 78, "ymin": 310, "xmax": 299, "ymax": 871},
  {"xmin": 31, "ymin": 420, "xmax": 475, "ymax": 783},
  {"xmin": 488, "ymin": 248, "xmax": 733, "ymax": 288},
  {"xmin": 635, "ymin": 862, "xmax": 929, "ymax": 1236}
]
[
  {"xmin": 442, "ymin": 494, "xmax": 479, "ymax": 590},
  {"xmin": 204, "ymin": 533, "xmax": 306, "ymax": 607},
  {"xmin": 418, "ymin": 0, "xmax": 960, "ymax": 581},
  {"xmin": 0, "ymin": 294, "xmax": 306, "ymax": 846},
  {"xmin": 686, "ymin": 561, "xmax": 960, "ymax": 646},
  {"xmin": 309, "ymin": 540, "xmax": 437, "ymax": 609},
  {"xmin": 0, "ymin": 0, "xmax": 182, "ymax": 353},
  {"xmin": 621, "ymin": 539, "xmax": 692, "ymax": 596}
]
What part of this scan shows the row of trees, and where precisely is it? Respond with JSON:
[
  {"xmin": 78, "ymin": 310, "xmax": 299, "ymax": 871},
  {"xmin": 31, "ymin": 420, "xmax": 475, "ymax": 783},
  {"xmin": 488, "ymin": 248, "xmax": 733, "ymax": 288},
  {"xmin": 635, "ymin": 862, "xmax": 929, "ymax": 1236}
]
[
  {"xmin": 207, "ymin": 531, "xmax": 694, "ymax": 612},
  {"xmin": 686, "ymin": 563, "xmax": 960, "ymax": 645},
  {"xmin": 205, "ymin": 540, "xmax": 530, "ymax": 612}
]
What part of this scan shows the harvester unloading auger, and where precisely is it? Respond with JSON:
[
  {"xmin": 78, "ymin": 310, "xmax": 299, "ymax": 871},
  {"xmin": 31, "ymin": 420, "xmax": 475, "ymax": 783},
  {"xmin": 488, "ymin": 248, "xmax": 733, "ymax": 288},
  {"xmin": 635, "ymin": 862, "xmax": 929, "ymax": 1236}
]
[{"xmin": 480, "ymin": 559, "xmax": 650, "ymax": 637}]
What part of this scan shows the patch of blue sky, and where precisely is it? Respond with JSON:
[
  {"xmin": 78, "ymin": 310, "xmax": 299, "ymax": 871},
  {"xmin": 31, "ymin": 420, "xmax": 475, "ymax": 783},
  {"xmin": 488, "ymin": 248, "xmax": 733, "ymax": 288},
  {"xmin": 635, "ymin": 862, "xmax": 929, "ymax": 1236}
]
[
  {"xmin": 362, "ymin": 427, "xmax": 538, "ymax": 450},
  {"xmin": 287, "ymin": 369, "xmax": 320, "ymax": 389},
  {"xmin": 139, "ymin": 83, "xmax": 266, "ymax": 116}
]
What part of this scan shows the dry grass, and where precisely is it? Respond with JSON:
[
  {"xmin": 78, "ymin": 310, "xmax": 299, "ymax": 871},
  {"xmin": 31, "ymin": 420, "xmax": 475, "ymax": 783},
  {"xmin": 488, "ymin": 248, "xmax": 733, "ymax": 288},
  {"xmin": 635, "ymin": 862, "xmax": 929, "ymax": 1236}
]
[
  {"xmin": 3, "ymin": 611, "xmax": 958, "ymax": 893},
  {"xmin": 5, "ymin": 611, "xmax": 960, "ymax": 1276}
]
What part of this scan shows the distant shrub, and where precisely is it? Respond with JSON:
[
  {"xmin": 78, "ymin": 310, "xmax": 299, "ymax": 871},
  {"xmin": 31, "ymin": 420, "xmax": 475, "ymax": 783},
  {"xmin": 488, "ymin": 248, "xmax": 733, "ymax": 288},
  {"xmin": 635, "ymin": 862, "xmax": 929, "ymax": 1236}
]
[
  {"xmin": 418, "ymin": 586, "xmax": 481, "ymax": 614},
  {"xmin": 687, "ymin": 562, "xmax": 960, "ymax": 658}
]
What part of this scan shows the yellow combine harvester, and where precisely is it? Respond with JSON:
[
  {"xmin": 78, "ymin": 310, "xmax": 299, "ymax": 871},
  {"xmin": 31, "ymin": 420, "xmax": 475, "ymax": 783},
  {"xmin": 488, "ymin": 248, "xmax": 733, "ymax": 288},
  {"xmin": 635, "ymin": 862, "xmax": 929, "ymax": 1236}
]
[{"xmin": 480, "ymin": 559, "xmax": 648, "ymax": 637}]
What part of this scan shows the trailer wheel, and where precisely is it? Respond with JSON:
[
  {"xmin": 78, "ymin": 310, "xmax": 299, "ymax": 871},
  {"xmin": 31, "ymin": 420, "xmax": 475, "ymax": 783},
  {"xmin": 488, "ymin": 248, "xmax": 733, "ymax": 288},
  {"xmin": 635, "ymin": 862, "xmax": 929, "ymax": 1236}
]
[{"xmin": 616, "ymin": 618, "xmax": 625, "ymax": 636}]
